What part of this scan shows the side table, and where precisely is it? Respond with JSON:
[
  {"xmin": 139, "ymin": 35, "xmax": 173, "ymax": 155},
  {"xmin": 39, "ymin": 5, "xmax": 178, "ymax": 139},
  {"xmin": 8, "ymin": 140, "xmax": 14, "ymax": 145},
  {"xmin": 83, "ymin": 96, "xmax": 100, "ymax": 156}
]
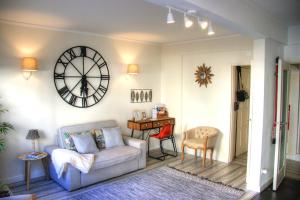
[{"xmin": 17, "ymin": 152, "xmax": 49, "ymax": 190}]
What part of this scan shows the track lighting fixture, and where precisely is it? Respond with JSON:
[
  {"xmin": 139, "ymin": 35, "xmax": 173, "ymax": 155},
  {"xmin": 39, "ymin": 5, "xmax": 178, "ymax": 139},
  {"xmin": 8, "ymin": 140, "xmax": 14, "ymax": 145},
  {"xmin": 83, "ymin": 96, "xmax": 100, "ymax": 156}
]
[
  {"xmin": 184, "ymin": 13, "xmax": 193, "ymax": 28},
  {"xmin": 166, "ymin": 7, "xmax": 175, "ymax": 24},
  {"xmin": 198, "ymin": 17, "xmax": 208, "ymax": 30},
  {"xmin": 164, "ymin": 6, "xmax": 216, "ymax": 35},
  {"xmin": 208, "ymin": 21, "xmax": 215, "ymax": 35}
]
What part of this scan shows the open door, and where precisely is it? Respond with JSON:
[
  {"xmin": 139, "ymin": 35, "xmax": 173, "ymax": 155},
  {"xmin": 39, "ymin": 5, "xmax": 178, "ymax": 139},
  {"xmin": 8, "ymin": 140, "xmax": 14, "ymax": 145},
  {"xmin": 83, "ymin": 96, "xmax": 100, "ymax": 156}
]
[{"xmin": 273, "ymin": 57, "xmax": 290, "ymax": 191}]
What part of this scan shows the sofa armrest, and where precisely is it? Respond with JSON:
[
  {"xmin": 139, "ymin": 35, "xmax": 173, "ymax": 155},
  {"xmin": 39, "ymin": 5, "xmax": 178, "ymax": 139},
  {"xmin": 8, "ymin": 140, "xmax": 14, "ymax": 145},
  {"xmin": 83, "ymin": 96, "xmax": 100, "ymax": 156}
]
[
  {"xmin": 123, "ymin": 136, "xmax": 146, "ymax": 169},
  {"xmin": 44, "ymin": 145, "xmax": 61, "ymax": 155},
  {"xmin": 44, "ymin": 145, "xmax": 81, "ymax": 191}
]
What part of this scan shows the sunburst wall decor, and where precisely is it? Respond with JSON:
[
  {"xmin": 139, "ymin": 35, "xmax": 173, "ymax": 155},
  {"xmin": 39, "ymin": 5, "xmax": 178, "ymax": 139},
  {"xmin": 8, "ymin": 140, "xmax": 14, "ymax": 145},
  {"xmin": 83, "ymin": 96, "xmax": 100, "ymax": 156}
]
[{"xmin": 195, "ymin": 63, "xmax": 214, "ymax": 87}]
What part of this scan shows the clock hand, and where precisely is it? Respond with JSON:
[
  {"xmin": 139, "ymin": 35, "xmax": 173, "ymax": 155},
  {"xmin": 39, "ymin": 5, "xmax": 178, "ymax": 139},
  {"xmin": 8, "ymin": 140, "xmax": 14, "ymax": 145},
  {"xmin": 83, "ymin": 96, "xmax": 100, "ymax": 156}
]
[{"xmin": 80, "ymin": 75, "xmax": 89, "ymax": 97}]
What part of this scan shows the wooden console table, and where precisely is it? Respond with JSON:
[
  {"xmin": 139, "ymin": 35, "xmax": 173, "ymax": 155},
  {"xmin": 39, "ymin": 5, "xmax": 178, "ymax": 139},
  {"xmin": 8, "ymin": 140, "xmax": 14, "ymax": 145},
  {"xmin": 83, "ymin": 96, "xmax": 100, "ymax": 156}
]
[{"xmin": 127, "ymin": 117, "xmax": 175, "ymax": 140}]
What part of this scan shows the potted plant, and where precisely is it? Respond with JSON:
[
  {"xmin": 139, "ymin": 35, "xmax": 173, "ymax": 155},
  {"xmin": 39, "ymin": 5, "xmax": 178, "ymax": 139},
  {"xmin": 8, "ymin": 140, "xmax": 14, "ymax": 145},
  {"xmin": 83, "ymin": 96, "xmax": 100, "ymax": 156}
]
[{"xmin": 0, "ymin": 103, "xmax": 14, "ymax": 197}]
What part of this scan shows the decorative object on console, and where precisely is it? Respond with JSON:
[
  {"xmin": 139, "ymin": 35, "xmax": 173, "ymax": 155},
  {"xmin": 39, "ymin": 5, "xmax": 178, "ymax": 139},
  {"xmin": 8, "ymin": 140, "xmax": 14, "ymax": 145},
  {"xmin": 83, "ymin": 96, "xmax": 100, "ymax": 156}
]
[
  {"xmin": 127, "ymin": 64, "xmax": 139, "ymax": 75},
  {"xmin": 153, "ymin": 104, "xmax": 168, "ymax": 118},
  {"xmin": 195, "ymin": 63, "xmax": 214, "ymax": 87},
  {"xmin": 21, "ymin": 57, "xmax": 38, "ymax": 80},
  {"xmin": 54, "ymin": 46, "xmax": 110, "ymax": 108},
  {"xmin": 26, "ymin": 129, "xmax": 40, "ymax": 152},
  {"xmin": 132, "ymin": 110, "xmax": 143, "ymax": 121},
  {"xmin": 130, "ymin": 89, "xmax": 152, "ymax": 103}
]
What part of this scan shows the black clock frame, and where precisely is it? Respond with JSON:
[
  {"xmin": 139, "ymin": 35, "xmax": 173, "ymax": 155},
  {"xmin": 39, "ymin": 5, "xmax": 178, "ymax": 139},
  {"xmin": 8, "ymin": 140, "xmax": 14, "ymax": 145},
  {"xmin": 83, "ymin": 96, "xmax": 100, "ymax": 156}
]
[{"xmin": 54, "ymin": 46, "xmax": 110, "ymax": 108}]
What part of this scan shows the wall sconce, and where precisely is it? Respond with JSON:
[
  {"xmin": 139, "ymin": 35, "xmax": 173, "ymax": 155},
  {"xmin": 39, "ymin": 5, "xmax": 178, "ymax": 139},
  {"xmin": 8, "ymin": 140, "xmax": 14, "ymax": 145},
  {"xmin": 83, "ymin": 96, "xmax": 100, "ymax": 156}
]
[
  {"xmin": 127, "ymin": 64, "xmax": 139, "ymax": 75},
  {"xmin": 21, "ymin": 57, "xmax": 38, "ymax": 80}
]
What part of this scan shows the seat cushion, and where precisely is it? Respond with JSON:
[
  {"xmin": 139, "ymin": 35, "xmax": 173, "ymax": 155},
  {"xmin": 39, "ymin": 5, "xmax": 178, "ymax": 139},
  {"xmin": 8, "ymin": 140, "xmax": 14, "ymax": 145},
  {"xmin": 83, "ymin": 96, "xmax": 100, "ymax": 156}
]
[
  {"xmin": 91, "ymin": 146, "xmax": 141, "ymax": 170},
  {"xmin": 183, "ymin": 138, "xmax": 216, "ymax": 149},
  {"xmin": 183, "ymin": 139, "xmax": 205, "ymax": 148}
]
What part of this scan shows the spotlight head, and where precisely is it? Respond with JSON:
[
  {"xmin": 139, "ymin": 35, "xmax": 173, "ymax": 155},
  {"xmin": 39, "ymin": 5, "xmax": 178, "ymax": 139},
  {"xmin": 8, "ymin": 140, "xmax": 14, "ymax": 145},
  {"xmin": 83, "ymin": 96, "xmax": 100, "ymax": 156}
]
[
  {"xmin": 167, "ymin": 7, "xmax": 175, "ymax": 24},
  {"xmin": 184, "ymin": 13, "xmax": 193, "ymax": 28},
  {"xmin": 198, "ymin": 18, "xmax": 208, "ymax": 30},
  {"xmin": 208, "ymin": 22, "xmax": 215, "ymax": 35}
]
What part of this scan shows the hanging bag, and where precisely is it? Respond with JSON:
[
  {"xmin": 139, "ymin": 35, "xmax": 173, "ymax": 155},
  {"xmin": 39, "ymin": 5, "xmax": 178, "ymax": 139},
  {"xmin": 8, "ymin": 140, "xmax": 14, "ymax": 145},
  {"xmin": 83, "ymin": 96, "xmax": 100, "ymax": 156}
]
[{"xmin": 236, "ymin": 66, "xmax": 249, "ymax": 102}]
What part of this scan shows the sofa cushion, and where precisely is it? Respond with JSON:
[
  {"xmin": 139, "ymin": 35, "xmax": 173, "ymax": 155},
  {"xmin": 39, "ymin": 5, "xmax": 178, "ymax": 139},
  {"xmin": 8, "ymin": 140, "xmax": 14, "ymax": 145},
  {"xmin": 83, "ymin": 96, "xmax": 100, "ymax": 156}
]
[
  {"xmin": 91, "ymin": 146, "xmax": 140, "ymax": 170},
  {"xmin": 102, "ymin": 127, "xmax": 125, "ymax": 148},
  {"xmin": 71, "ymin": 132, "xmax": 99, "ymax": 154},
  {"xmin": 92, "ymin": 129, "xmax": 106, "ymax": 149}
]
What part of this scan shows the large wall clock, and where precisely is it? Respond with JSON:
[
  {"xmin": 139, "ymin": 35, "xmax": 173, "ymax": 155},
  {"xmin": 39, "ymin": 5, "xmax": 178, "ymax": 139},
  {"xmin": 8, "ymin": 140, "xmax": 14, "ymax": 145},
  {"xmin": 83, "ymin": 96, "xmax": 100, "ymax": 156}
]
[{"xmin": 54, "ymin": 46, "xmax": 110, "ymax": 108}]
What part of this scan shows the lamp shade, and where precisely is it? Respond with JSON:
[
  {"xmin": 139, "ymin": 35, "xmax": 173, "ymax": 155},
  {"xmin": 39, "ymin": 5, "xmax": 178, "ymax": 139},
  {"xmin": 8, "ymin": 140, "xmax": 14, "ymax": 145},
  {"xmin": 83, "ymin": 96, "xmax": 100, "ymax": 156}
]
[
  {"xmin": 127, "ymin": 64, "xmax": 139, "ymax": 75},
  {"xmin": 21, "ymin": 57, "xmax": 38, "ymax": 71},
  {"xmin": 26, "ymin": 129, "xmax": 40, "ymax": 140}
]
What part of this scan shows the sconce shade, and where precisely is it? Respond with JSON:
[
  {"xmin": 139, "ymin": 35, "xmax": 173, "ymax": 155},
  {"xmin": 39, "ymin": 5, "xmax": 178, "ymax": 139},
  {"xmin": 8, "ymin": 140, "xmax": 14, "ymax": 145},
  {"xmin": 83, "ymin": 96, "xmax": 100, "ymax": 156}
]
[
  {"xmin": 21, "ymin": 57, "xmax": 38, "ymax": 71},
  {"xmin": 127, "ymin": 64, "xmax": 139, "ymax": 75},
  {"xmin": 26, "ymin": 129, "xmax": 40, "ymax": 140}
]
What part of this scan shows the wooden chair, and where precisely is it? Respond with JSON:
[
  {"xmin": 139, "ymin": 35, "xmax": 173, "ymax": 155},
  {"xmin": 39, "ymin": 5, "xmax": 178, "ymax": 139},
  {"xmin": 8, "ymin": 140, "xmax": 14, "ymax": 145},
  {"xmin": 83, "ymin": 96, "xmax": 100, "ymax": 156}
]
[{"xmin": 181, "ymin": 126, "xmax": 218, "ymax": 165}]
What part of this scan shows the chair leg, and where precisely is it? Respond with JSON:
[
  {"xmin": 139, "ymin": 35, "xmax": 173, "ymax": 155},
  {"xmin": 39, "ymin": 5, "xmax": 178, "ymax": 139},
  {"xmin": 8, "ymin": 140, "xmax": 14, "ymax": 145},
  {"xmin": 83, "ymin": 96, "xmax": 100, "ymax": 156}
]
[
  {"xmin": 210, "ymin": 148, "xmax": 214, "ymax": 163},
  {"xmin": 171, "ymin": 136, "xmax": 178, "ymax": 156},
  {"xmin": 181, "ymin": 144, "xmax": 185, "ymax": 161},
  {"xmin": 203, "ymin": 147, "xmax": 207, "ymax": 166},
  {"xmin": 160, "ymin": 140, "xmax": 166, "ymax": 160},
  {"xmin": 147, "ymin": 136, "xmax": 150, "ymax": 156},
  {"xmin": 194, "ymin": 149, "xmax": 197, "ymax": 160}
]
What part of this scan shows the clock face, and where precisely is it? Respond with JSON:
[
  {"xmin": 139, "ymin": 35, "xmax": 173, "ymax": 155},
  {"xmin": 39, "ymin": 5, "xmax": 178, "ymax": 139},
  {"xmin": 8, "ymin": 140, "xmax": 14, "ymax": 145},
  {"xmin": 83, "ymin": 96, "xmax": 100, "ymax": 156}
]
[{"xmin": 54, "ymin": 46, "xmax": 110, "ymax": 108}]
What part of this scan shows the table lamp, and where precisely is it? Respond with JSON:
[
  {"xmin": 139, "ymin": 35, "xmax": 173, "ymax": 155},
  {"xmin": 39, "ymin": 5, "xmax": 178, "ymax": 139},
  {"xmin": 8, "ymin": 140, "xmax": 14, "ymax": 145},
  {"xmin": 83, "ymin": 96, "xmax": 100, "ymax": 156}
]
[{"xmin": 26, "ymin": 129, "xmax": 40, "ymax": 152}]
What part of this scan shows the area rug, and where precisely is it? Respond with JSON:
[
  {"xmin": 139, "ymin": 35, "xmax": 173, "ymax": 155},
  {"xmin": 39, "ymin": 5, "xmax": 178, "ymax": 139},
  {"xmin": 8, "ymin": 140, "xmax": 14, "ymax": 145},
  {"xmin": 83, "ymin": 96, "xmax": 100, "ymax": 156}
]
[{"xmin": 61, "ymin": 167, "xmax": 245, "ymax": 200}]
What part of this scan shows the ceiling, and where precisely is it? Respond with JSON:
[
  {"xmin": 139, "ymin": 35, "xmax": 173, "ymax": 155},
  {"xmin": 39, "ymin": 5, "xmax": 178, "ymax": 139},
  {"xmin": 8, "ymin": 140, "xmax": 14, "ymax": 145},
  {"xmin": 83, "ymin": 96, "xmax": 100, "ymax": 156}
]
[
  {"xmin": 0, "ymin": 0, "xmax": 234, "ymax": 44},
  {"xmin": 249, "ymin": 0, "xmax": 300, "ymax": 26}
]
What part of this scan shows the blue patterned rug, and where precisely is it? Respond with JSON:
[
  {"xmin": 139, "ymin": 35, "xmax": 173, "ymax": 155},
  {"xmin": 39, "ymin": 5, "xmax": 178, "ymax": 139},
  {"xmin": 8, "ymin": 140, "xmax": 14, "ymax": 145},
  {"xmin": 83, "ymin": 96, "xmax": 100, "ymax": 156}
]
[{"xmin": 61, "ymin": 167, "xmax": 245, "ymax": 200}]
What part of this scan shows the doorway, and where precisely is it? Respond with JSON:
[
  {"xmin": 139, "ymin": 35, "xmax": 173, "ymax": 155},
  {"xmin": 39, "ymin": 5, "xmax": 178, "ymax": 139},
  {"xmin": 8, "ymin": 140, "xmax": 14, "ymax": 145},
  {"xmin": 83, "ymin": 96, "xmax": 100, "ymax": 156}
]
[{"xmin": 230, "ymin": 65, "xmax": 251, "ymax": 162}]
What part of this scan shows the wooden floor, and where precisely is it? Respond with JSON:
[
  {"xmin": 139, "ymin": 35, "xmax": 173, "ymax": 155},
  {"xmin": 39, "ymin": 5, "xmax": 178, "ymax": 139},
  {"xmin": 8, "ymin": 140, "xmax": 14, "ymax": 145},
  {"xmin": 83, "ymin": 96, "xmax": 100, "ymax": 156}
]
[
  {"xmin": 10, "ymin": 151, "xmax": 255, "ymax": 200},
  {"xmin": 169, "ymin": 152, "xmax": 248, "ymax": 190},
  {"xmin": 286, "ymin": 159, "xmax": 300, "ymax": 180}
]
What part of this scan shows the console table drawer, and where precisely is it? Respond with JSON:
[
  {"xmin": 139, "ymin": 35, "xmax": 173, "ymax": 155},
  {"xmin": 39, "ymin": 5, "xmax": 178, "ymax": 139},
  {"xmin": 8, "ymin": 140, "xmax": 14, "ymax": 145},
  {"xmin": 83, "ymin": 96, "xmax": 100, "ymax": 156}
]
[
  {"xmin": 153, "ymin": 119, "xmax": 175, "ymax": 128},
  {"xmin": 141, "ymin": 123, "xmax": 152, "ymax": 129}
]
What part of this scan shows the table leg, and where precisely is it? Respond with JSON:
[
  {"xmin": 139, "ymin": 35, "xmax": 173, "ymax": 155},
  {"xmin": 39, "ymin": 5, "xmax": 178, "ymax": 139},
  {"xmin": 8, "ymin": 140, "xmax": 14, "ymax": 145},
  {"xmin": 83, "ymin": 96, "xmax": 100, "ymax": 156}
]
[
  {"xmin": 131, "ymin": 129, "xmax": 134, "ymax": 137},
  {"xmin": 142, "ymin": 130, "xmax": 145, "ymax": 140},
  {"xmin": 24, "ymin": 161, "xmax": 27, "ymax": 182},
  {"xmin": 26, "ymin": 161, "xmax": 31, "ymax": 190},
  {"xmin": 42, "ymin": 157, "xmax": 50, "ymax": 180}
]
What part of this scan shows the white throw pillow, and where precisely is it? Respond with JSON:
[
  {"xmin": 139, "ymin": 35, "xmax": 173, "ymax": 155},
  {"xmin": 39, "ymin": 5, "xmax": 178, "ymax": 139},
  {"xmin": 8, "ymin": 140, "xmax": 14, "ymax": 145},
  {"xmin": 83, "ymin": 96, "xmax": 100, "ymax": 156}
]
[
  {"xmin": 102, "ymin": 127, "xmax": 125, "ymax": 148},
  {"xmin": 71, "ymin": 132, "xmax": 99, "ymax": 154}
]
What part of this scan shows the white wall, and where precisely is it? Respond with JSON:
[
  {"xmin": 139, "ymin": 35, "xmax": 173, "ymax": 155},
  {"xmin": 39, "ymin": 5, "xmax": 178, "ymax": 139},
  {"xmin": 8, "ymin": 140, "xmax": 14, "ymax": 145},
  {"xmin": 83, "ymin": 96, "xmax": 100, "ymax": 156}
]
[
  {"xmin": 284, "ymin": 25, "xmax": 300, "ymax": 63},
  {"xmin": 247, "ymin": 38, "xmax": 284, "ymax": 192},
  {"xmin": 161, "ymin": 36, "xmax": 252, "ymax": 163},
  {"xmin": 0, "ymin": 23, "xmax": 161, "ymax": 183}
]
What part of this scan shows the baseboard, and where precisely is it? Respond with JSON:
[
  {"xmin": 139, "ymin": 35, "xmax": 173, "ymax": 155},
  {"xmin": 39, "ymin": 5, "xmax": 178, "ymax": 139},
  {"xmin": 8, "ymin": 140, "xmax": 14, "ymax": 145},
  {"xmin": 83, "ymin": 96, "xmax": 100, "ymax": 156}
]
[
  {"xmin": 260, "ymin": 177, "xmax": 273, "ymax": 191},
  {"xmin": 0, "ymin": 169, "xmax": 44, "ymax": 184}
]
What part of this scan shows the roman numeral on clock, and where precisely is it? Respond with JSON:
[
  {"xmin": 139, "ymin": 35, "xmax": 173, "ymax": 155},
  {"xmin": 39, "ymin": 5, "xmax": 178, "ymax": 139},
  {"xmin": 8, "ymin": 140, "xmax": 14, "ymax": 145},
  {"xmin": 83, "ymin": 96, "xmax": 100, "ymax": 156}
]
[
  {"xmin": 54, "ymin": 73, "xmax": 65, "ymax": 79},
  {"xmin": 101, "ymin": 75, "xmax": 110, "ymax": 80},
  {"xmin": 82, "ymin": 97, "xmax": 88, "ymax": 107},
  {"xmin": 57, "ymin": 59, "xmax": 68, "ymax": 68},
  {"xmin": 80, "ymin": 46, "xmax": 86, "ymax": 57},
  {"xmin": 98, "ymin": 85, "xmax": 107, "ymax": 94},
  {"xmin": 65, "ymin": 49, "xmax": 77, "ymax": 60},
  {"xmin": 58, "ymin": 86, "xmax": 70, "ymax": 98},
  {"xmin": 69, "ymin": 94, "xmax": 77, "ymax": 106}
]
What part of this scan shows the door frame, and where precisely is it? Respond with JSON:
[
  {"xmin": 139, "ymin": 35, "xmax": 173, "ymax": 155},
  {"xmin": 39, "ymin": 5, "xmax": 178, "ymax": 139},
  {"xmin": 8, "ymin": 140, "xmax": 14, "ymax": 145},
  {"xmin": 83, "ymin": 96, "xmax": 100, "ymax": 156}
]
[{"xmin": 229, "ymin": 65, "xmax": 251, "ymax": 162}]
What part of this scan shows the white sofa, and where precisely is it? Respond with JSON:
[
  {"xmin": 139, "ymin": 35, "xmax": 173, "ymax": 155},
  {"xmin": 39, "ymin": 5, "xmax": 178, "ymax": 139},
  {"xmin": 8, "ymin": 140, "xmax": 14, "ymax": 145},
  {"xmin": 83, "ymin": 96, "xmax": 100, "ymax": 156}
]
[{"xmin": 44, "ymin": 120, "xmax": 146, "ymax": 191}]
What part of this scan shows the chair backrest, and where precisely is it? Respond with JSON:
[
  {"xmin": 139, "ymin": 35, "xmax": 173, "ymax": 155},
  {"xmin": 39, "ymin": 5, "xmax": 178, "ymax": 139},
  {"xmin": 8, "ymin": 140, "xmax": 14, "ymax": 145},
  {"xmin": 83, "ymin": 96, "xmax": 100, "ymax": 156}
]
[
  {"xmin": 157, "ymin": 124, "xmax": 173, "ymax": 139},
  {"xmin": 186, "ymin": 126, "xmax": 218, "ymax": 140}
]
